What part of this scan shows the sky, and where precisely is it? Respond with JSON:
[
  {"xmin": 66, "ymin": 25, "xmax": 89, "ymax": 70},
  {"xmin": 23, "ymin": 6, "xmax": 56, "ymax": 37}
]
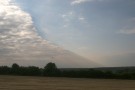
[{"xmin": 0, "ymin": 0, "xmax": 135, "ymax": 67}]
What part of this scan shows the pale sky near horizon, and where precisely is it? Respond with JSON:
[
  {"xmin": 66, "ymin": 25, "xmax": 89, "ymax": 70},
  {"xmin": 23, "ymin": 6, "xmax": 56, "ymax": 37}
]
[{"xmin": 0, "ymin": 0, "xmax": 135, "ymax": 67}]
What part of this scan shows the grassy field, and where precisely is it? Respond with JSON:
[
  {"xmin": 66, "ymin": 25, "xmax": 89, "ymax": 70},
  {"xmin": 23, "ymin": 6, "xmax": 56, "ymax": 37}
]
[{"xmin": 0, "ymin": 75, "xmax": 135, "ymax": 90}]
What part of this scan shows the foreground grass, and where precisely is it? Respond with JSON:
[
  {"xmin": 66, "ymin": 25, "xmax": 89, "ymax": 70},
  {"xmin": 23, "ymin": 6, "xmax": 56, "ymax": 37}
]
[{"xmin": 0, "ymin": 75, "xmax": 135, "ymax": 90}]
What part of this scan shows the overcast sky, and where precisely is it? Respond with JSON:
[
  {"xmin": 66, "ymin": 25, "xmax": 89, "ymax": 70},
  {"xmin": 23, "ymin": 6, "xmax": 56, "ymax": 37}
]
[{"xmin": 0, "ymin": 0, "xmax": 135, "ymax": 67}]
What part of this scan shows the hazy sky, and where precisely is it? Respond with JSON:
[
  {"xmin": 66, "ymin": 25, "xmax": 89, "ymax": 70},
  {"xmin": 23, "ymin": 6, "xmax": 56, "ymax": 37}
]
[{"xmin": 0, "ymin": 0, "xmax": 135, "ymax": 67}]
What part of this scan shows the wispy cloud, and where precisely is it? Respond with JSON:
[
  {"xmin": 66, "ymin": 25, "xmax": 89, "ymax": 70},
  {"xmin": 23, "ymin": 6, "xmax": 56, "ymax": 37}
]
[
  {"xmin": 71, "ymin": 0, "xmax": 93, "ymax": 5},
  {"xmin": 118, "ymin": 18, "xmax": 135, "ymax": 35},
  {"xmin": 71, "ymin": 0, "xmax": 106, "ymax": 5},
  {"xmin": 61, "ymin": 11, "xmax": 86, "ymax": 28},
  {"xmin": 78, "ymin": 17, "xmax": 85, "ymax": 21},
  {"xmin": 119, "ymin": 28, "xmax": 135, "ymax": 34}
]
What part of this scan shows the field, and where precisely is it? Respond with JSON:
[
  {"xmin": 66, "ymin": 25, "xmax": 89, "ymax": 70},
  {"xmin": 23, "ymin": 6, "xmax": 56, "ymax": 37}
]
[{"xmin": 0, "ymin": 76, "xmax": 135, "ymax": 90}]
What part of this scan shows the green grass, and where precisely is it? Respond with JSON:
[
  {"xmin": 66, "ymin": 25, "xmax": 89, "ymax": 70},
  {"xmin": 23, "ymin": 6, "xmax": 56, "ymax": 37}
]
[{"xmin": 0, "ymin": 75, "xmax": 135, "ymax": 90}]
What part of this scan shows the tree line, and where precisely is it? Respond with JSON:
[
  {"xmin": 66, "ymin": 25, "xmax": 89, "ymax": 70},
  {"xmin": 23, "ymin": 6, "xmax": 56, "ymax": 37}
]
[{"xmin": 0, "ymin": 62, "xmax": 135, "ymax": 80}]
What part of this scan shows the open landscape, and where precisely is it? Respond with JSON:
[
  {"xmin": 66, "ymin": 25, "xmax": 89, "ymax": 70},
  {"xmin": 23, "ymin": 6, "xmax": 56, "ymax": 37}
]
[
  {"xmin": 0, "ymin": 0, "xmax": 135, "ymax": 90},
  {"xmin": 0, "ymin": 75, "xmax": 135, "ymax": 90}
]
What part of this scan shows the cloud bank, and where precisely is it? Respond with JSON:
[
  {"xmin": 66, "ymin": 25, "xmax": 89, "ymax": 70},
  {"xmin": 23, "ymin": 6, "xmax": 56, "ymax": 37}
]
[
  {"xmin": 102, "ymin": 52, "xmax": 135, "ymax": 67},
  {"xmin": 0, "ymin": 0, "xmax": 98, "ymax": 68}
]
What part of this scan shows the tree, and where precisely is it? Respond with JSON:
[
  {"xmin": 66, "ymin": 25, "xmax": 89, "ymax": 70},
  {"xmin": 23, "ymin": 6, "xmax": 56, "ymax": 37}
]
[
  {"xmin": 43, "ymin": 62, "xmax": 59, "ymax": 76},
  {"xmin": 12, "ymin": 63, "xmax": 19, "ymax": 69},
  {"xmin": 11, "ymin": 63, "xmax": 20, "ymax": 75},
  {"xmin": 0, "ymin": 66, "xmax": 11, "ymax": 75}
]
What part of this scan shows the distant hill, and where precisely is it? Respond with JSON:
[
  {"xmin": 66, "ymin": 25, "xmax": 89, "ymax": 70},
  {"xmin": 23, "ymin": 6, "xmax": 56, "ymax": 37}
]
[{"xmin": 60, "ymin": 66, "xmax": 135, "ymax": 72}]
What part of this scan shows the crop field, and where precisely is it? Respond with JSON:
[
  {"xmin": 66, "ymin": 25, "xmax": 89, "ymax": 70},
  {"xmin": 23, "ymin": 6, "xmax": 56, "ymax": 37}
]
[{"xmin": 0, "ymin": 75, "xmax": 135, "ymax": 90}]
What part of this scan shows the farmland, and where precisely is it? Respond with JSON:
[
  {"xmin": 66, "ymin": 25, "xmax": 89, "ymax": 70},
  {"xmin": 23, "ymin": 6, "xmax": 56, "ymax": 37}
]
[{"xmin": 0, "ymin": 75, "xmax": 135, "ymax": 90}]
